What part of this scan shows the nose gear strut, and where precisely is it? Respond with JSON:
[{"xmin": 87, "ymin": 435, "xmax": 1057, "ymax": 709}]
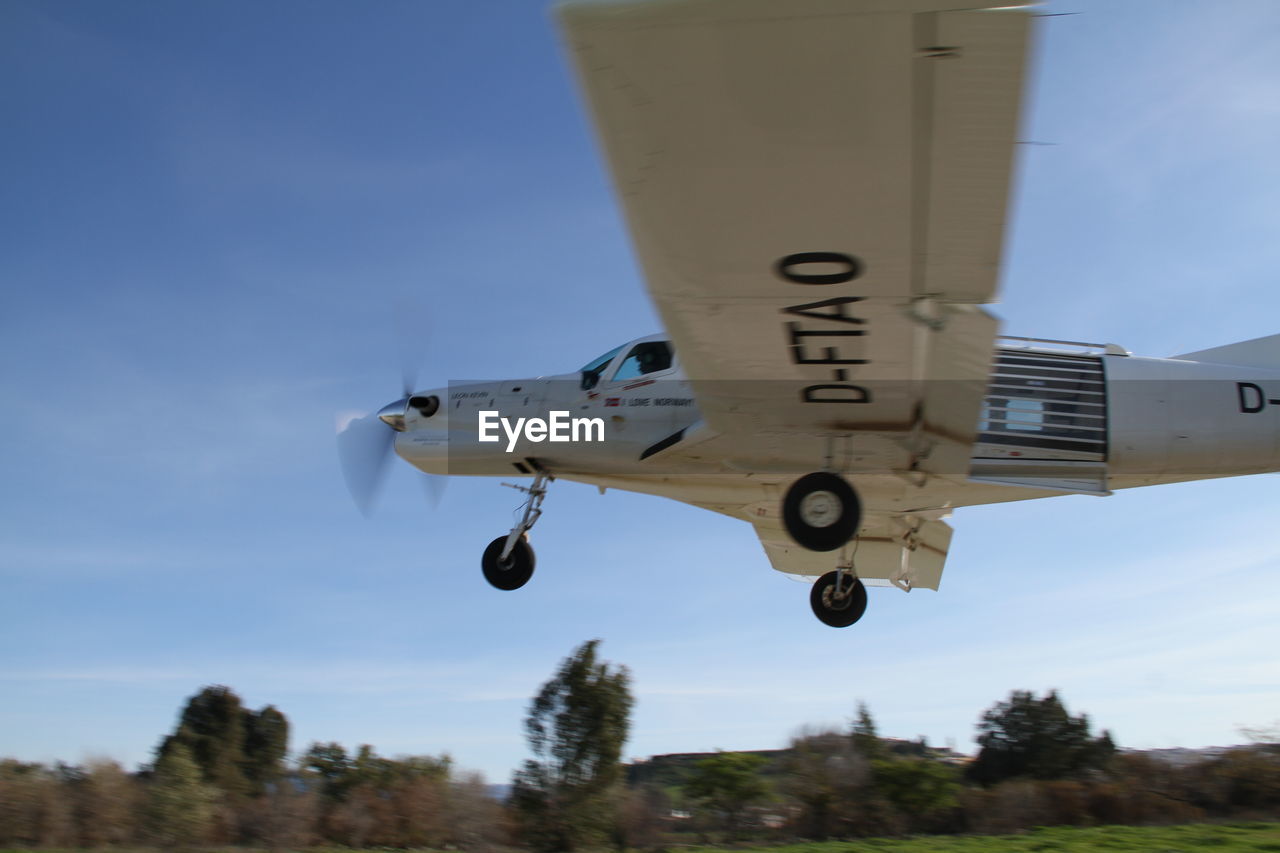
[{"xmin": 481, "ymin": 468, "xmax": 553, "ymax": 591}]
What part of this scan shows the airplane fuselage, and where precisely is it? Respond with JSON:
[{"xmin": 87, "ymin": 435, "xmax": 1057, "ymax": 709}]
[{"xmin": 397, "ymin": 338, "xmax": 1280, "ymax": 507}]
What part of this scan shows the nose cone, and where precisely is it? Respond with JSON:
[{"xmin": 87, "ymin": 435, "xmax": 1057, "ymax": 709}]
[
  {"xmin": 377, "ymin": 397, "xmax": 409, "ymax": 432},
  {"xmin": 378, "ymin": 392, "xmax": 445, "ymax": 432}
]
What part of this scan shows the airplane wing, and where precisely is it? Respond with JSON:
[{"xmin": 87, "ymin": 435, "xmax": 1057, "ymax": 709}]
[{"xmin": 559, "ymin": 0, "xmax": 1031, "ymax": 476}]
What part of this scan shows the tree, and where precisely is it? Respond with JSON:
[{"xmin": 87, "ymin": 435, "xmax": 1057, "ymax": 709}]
[
  {"xmin": 73, "ymin": 759, "xmax": 138, "ymax": 847},
  {"xmin": 155, "ymin": 685, "xmax": 290, "ymax": 798},
  {"xmin": 157, "ymin": 685, "xmax": 248, "ymax": 796},
  {"xmin": 511, "ymin": 639, "xmax": 633, "ymax": 852},
  {"xmin": 301, "ymin": 741, "xmax": 355, "ymax": 801},
  {"xmin": 236, "ymin": 781, "xmax": 319, "ymax": 848},
  {"xmin": 242, "ymin": 705, "xmax": 289, "ymax": 794},
  {"xmin": 615, "ymin": 784, "xmax": 671, "ymax": 851},
  {"xmin": 141, "ymin": 743, "xmax": 216, "ymax": 846},
  {"xmin": 300, "ymin": 742, "xmax": 455, "ymax": 846},
  {"xmin": 851, "ymin": 701, "xmax": 885, "ymax": 760},
  {"xmin": 444, "ymin": 770, "xmax": 509, "ymax": 852},
  {"xmin": 967, "ymin": 690, "xmax": 1115, "ymax": 786},
  {"xmin": 783, "ymin": 729, "xmax": 866, "ymax": 838},
  {"xmin": 0, "ymin": 760, "xmax": 74, "ymax": 847},
  {"xmin": 871, "ymin": 757, "xmax": 959, "ymax": 822},
  {"xmin": 684, "ymin": 751, "xmax": 770, "ymax": 837}
]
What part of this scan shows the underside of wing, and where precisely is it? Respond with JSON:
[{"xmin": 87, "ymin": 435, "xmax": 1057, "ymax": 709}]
[
  {"xmin": 753, "ymin": 514, "xmax": 953, "ymax": 591},
  {"xmin": 559, "ymin": 0, "xmax": 1031, "ymax": 472},
  {"xmin": 551, "ymin": 472, "xmax": 956, "ymax": 591}
]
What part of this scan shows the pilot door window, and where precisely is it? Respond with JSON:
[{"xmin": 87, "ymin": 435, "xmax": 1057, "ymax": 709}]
[{"xmin": 611, "ymin": 341, "xmax": 673, "ymax": 382}]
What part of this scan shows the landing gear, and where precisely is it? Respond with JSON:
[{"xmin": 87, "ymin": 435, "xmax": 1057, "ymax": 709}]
[
  {"xmin": 482, "ymin": 469, "xmax": 551, "ymax": 591},
  {"xmin": 810, "ymin": 569, "xmax": 867, "ymax": 628},
  {"xmin": 783, "ymin": 472, "xmax": 861, "ymax": 552},
  {"xmin": 784, "ymin": 464, "xmax": 866, "ymax": 625},
  {"xmin": 482, "ymin": 535, "xmax": 535, "ymax": 590}
]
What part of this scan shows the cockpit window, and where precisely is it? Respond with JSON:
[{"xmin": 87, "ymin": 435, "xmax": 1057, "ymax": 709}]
[
  {"xmin": 580, "ymin": 346, "xmax": 623, "ymax": 374},
  {"xmin": 611, "ymin": 341, "xmax": 673, "ymax": 382},
  {"xmin": 580, "ymin": 346, "xmax": 623, "ymax": 391}
]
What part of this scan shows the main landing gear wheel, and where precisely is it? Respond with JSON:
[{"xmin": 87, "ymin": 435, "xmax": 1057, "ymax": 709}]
[
  {"xmin": 482, "ymin": 536, "xmax": 535, "ymax": 591},
  {"xmin": 783, "ymin": 472, "xmax": 861, "ymax": 551},
  {"xmin": 810, "ymin": 571, "xmax": 868, "ymax": 628}
]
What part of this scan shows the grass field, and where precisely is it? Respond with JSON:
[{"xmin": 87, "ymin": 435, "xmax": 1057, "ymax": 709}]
[
  {"xmin": 6, "ymin": 822, "xmax": 1280, "ymax": 853},
  {"xmin": 680, "ymin": 822, "xmax": 1280, "ymax": 853}
]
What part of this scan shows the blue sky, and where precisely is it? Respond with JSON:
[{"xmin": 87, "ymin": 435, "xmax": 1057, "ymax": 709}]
[{"xmin": 3, "ymin": 0, "xmax": 1279, "ymax": 781}]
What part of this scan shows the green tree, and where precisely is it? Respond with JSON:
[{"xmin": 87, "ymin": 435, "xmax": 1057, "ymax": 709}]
[
  {"xmin": 141, "ymin": 743, "xmax": 216, "ymax": 846},
  {"xmin": 156, "ymin": 685, "xmax": 290, "ymax": 798},
  {"xmin": 851, "ymin": 701, "xmax": 885, "ymax": 760},
  {"xmin": 872, "ymin": 757, "xmax": 960, "ymax": 819},
  {"xmin": 301, "ymin": 741, "xmax": 354, "ymax": 801},
  {"xmin": 243, "ymin": 705, "xmax": 289, "ymax": 794},
  {"xmin": 298, "ymin": 742, "xmax": 455, "ymax": 846},
  {"xmin": 967, "ymin": 690, "xmax": 1115, "ymax": 786},
  {"xmin": 157, "ymin": 685, "xmax": 247, "ymax": 796},
  {"xmin": 511, "ymin": 639, "xmax": 633, "ymax": 852},
  {"xmin": 684, "ymin": 751, "xmax": 770, "ymax": 837}
]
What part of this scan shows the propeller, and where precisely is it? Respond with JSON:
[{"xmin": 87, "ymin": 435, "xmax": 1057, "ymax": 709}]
[
  {"xmin": 394, "ymin": 296, "xmax": 428, "ymax": 398},
  {"xmin": 336, "ymin": 302, "xmax": 447, "ymax": 516},
  {"xmin": 336, "ymin": 396, "xmax": 450, "ymax": 516},
  {"xmin": 420, "ymin": 466, "xmax": 447, "ymax": 509},
  {"xmin": 336, "ymin": 409, "xmax": 397, "ymax": 517}
]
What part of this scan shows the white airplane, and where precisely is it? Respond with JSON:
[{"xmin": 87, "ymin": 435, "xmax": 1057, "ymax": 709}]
[{"xmin": 339, "ymin": 0, "xmax": 1280, "ymax": 627}]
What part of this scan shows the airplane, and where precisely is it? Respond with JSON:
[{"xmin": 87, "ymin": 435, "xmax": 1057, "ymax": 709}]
[{"xmin": 338, "ymin": 0, "xmax": 1280, "ymax": 627}]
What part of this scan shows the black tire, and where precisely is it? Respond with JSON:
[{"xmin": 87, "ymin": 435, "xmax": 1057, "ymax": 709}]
[
  {"xmin": 482, "ymin": 536, "xmax": 535, "ymax": 591},
  {"xmin": 782, "ymin": 472, "xmax": 861, "ymax": 551},
  {"xmin": 809, "ymin": 571, "xmax": 868, "ymax": 628}
]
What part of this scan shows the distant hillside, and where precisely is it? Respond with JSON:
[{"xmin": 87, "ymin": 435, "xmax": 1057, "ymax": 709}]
[
  {"xmin": 623, "ymin": 742, "xmax": 1263, "ymax": 792},
  {"xmin": 626, "ymin": 749, "xmax": 786, "ymax": 789},
  {"xmin": 626, "ymin": 737, "xmax": 962, "ymax": 790},
  {"xmin": 1120, "ymin": 745, "xmax": 1252, "ymax": 766}
]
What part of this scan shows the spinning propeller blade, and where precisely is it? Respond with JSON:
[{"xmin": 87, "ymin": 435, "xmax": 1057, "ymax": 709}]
[
  {"xmin": 421, "ymin": 470, "xmax": 448, "ymax": 509},
  {"xmin": 337, "ymin": 300, "xmax": 444, "ymax": 516},
  {"xmin": 336, "ymin": 410, "xmax": 396, "ymax": 517},
  {"xmin": 394, "ymin": 297, "xmax": 429, "ymax": 398}
]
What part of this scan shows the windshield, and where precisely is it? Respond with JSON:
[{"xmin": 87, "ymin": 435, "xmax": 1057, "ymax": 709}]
[
  {"xmin": 580, "ymin": 346, "xmax": 623, "ymax": 374},
  {"xmin": 579, "ymin": 345, "xmax": 623, "ymax": 391}
]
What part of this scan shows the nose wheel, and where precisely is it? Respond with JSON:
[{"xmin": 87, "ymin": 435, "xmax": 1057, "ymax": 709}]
[
  {"xmin": 482, "ymin": 535, "xmax": 535, "ymax": 590},
  {"xmin": 810, "ymin": 569, "xmax": 867, "ymax": 627},
  {"xmin": 482, "ymin": 469, "xmax": 551, "ymax": 591}
]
